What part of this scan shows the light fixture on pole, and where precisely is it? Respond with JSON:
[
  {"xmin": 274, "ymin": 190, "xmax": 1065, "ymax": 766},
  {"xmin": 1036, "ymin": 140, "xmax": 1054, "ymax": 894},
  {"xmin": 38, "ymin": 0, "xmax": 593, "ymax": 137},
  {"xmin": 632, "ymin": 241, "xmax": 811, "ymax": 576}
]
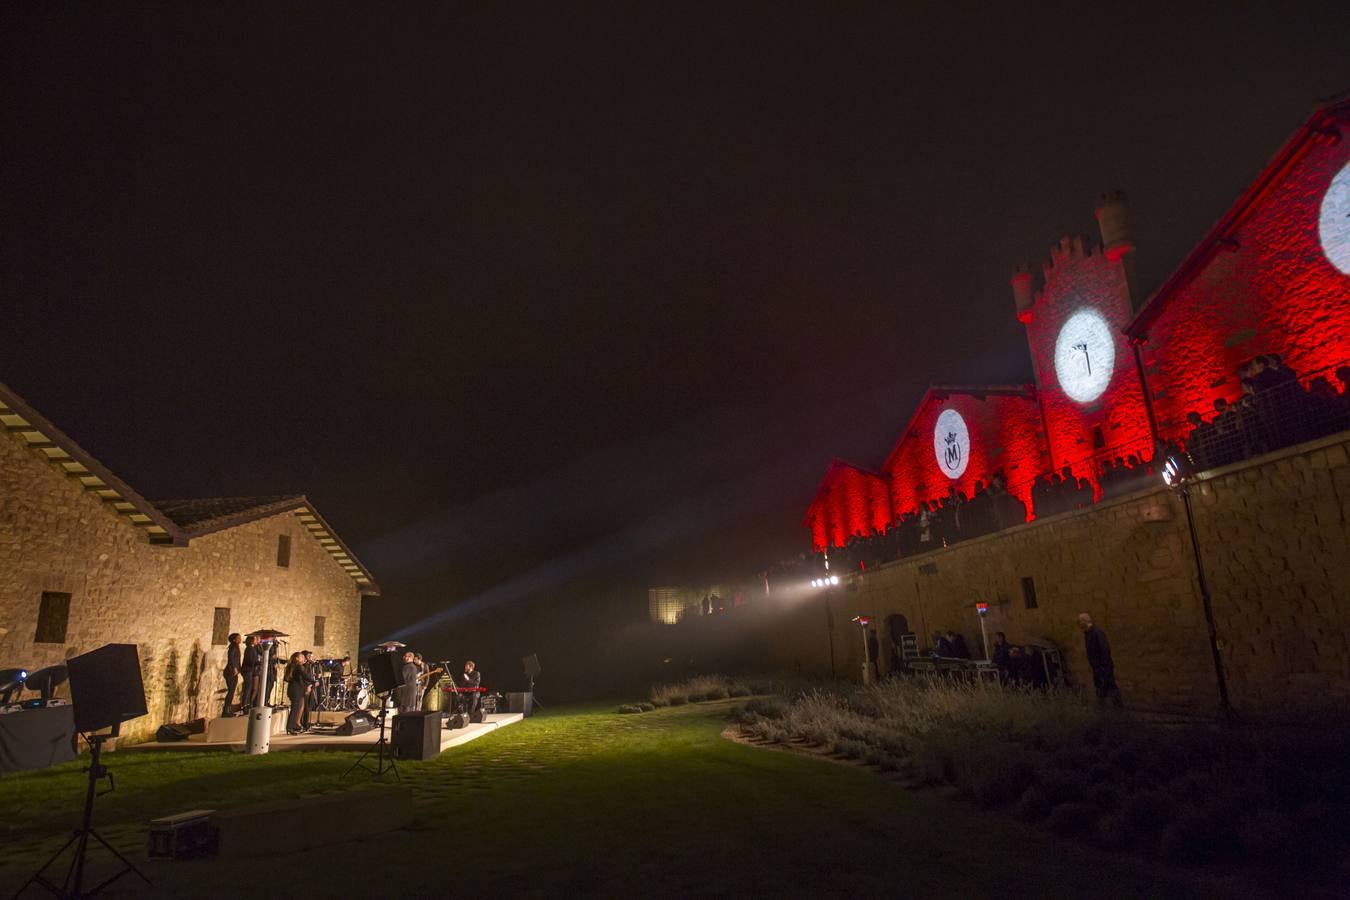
[
  {"xmin": 975, "ymin": 602, "xmax": 991, "ymax": 660},
  {"xmin": 1162, "ymin": 452, "xmax": 1232, "ymax": 716},
  {"xmin": 809, "ymin": 573, "xmax": 840, "ymax": 679},
  {"xmin": 850, "ymin": 615, "xmax": 873, "ymax": 684}
]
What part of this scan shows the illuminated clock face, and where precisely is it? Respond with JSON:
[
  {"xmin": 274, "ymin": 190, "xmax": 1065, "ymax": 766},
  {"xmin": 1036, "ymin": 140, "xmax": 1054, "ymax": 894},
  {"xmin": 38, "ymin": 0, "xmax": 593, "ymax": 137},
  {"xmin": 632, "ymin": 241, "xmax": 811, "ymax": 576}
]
[
  {"xmin": 1320, "ymin": 158, "xmax": 1350, "ymax": 276},
  {"xmin": 1053, "ymin": 308, "xmax": 1116, "ymax": 404},
  {"xmin": 933, "ymin": 408, "xmax": 970, "ymax": 479}
]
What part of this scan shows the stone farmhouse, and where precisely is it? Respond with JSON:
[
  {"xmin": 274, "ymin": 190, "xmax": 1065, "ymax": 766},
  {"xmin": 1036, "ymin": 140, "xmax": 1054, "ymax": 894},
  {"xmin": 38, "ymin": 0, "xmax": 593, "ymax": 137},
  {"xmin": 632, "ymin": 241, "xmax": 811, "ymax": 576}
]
[{"xmin": 0, "ymin": 380, "xmax": 378, "ymax": 741}]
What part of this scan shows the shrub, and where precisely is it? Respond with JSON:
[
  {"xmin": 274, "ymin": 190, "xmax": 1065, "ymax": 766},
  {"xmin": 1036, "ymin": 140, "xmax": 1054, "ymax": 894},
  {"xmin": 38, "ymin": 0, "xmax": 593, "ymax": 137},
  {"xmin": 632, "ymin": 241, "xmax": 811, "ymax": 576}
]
[
  {"xmin": 727, "ymin": 683, "xmax": 751, "ymax": 698},
  {"xmin": 745, "ymin": 697, "xmax": 787, "ymax": 720},
  {"xmin": 704, "ymin": 685, "xmax": 729, "ymax": 701},
  {"xmin": 1117, "ymin": 789, "xmax": 1176, "ymax": 838},
  {"xmin": 1087, "ymin": 783, "xmax": 1121, "ymax": 812},
  {"xmin": 1038, "ymin": 769, "xmax": 1092, "ymax": 806},
  {"xmin": 1015, "ymin": 787, "xmax": 1051, "ymax": 822},
  {"xmin": 971, "ymin": 756, "xmax": 1038, "ymax": 809},
  {"xmin": 1047, "ymin": 802, "xmax": 1099, "ymax": 836},
  {"xmin": 834, "ymin": 738, "xmax": 868, "ymax": 760},
  {"xmin": 1160, "ymin": 806, "xmax": 1226, "ymax": 864},
  {"xmin": 637, "ymin": 702, "xmax": 655, "ymax": 712},
  {"xmin": 618, "ymin": 704, "xmax": 643, "ymax": 714},
  {"xmin": 668, "ymin": 694, "xmax": 688, "ymax": 706},
  {"xmin": 1237, "ymin": 810, "xmax": 1293, "ymax": 862}
]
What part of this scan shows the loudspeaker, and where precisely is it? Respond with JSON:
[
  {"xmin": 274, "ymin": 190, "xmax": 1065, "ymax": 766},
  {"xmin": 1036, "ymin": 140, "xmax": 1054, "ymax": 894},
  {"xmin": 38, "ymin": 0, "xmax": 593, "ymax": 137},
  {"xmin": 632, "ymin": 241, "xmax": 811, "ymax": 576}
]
[
  {"xmin": 469, "ymin": 708, "xmax": 484, "ymax": 724},
  {"xmin": 156, "ymin": 723, "xmax": 192, "ymax": 742},
  {"xmin": 523, "ymin": 654, "xmax": 541, "ymax": 677},
  {"xmin": 339, "ymin": 710, "xmax": 377, "ymax": 736},
  {"xmin": 391, "ymin": 711, "xmax": 440, "ymax": 760},
  {"xmin": 446, "ymin": 712, "xmax": 466, "ymax": 730},
  {"xmin": 67, "ymin": 643, "xmax": 147, "ymax": 734},
  {"xmin": 507, "ymin": 692, "xmax": 533, "ymax": 717},
  {"xmin": 365, "ymin": 651, "xmax": 404, "ymax": 695}
]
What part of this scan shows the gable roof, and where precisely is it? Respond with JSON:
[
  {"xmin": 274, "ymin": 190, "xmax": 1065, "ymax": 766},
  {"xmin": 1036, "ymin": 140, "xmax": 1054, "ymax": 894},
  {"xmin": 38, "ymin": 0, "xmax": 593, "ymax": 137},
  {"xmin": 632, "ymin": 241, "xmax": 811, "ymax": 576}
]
[
  {"xmin": 881, "ymin": 384, "xmax": 1038, "ymax": 473},
  {"xmin": 0, "ymin": 380, "xmax": 379, "ymax": 595},
  {"xmin": 1127, "ymin": 92, "xmax": 1350, "ymax": 338}
]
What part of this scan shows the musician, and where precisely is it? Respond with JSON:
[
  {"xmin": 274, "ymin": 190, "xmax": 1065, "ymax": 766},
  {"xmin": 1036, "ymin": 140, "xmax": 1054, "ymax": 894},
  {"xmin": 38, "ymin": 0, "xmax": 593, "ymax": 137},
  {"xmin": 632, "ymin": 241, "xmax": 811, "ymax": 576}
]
[
  {"xmin": 240, "ymin": 635, "xmax": 261, "ymax": 709},
  {"xmin": 284, "ymin": 651, "xmax": 317, "ymax": 734},
  {"xmin": 220, "ymin": 633, "xmax": 243, "ymax": 717},
  {"xmin": 301, "ymin": 650, "xmax": 319, "ymax": 728},
  {"xmin": 460, "ymin": 660, "xmax": 482, "ymax": 717},
  {"xmin": 398, "ymin": 650, "xmax": 421, "ymax": 713}
]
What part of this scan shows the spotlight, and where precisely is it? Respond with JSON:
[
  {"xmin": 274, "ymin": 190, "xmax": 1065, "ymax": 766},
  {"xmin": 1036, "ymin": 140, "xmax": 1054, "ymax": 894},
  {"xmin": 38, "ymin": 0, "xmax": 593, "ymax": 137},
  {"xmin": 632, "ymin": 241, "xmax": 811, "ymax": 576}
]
[
  {"xmin": 830, "ymin": 575, "xmax": 839, "ymax": 585},
  {"xmin": 0, "ymin": 668, "xmax": 28, "ymax": 705},
  {"xmin": 1162, "ymin": 452, "xmax": 1195, "ymax": 489}
]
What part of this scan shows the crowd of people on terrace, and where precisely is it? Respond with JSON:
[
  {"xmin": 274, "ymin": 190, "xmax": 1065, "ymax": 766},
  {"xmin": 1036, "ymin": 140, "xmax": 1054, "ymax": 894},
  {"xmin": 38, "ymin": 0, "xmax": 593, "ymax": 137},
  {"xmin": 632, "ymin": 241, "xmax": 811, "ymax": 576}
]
[{"xmin": 1180, "ymin": 356, "xmax": 1350, "ymax": 471}]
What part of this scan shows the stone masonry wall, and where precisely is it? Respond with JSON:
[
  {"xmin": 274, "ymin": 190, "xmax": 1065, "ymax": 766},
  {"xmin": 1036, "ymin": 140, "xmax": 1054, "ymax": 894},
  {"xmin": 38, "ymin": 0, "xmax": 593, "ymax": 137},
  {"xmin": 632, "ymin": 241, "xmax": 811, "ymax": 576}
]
[
  {"xmin": 0, "ymin": 427, "xmax": 365, "ymax": 742},
  {"xmin": 784, "ymin": 430, "xmax": 1350, "ymax": 714}
]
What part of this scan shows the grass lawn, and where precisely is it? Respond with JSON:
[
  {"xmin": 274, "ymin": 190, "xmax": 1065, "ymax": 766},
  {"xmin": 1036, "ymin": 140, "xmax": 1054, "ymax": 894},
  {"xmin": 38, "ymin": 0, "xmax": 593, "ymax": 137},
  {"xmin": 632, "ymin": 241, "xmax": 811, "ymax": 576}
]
[{"xmin": 1, "ymin": 701, "xmax": 1255, "ymax": 898}]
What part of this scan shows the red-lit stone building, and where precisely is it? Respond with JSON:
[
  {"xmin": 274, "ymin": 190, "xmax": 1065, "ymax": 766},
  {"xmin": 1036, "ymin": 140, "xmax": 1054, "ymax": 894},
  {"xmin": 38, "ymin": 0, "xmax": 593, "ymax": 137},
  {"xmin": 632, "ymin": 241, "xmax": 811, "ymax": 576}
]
[
  {"xmin": 881, "ymin": 386, "xmax": 1049, "ymax": 518},
  {"xmin": 804, "ymin": 94, "xmax": 1350, "ymax": 552}
]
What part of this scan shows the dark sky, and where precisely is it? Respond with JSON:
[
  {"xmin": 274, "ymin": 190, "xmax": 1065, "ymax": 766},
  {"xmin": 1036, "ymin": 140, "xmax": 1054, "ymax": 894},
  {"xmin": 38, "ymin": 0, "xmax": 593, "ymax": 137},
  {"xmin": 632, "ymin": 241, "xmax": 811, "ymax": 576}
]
[{"xmin": 4, "ymin": 4, "xmax": 1348, "ymax": 686}]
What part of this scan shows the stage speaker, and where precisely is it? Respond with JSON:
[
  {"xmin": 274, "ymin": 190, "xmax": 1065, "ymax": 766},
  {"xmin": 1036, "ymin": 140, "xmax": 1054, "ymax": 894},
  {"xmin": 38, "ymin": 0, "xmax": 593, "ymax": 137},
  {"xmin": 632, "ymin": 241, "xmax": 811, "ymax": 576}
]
[
  {"xmin": 156, "ymin": 723, "xmax": 192, "ymax": 742},
  {"xmin": 67, "ymin": 643, "xmax": 147, "ymax": 734},
  {"xmin": 391, "ymin": 711, "xmax": 440, "ymax": 760},
  {"xmin": 365, "ymin": 651, "xmax": 405, "ymax": 695},
  {"xmin": 469, "ymin": 708, "xmax": 484, "ymax": 724},
  {"xmin": 446, "ymin": 712, "xmax": 466, "ymax": 730},
  {"xmin": 507, "ymin": 691, "xmax": 533, "ymax": 717},
  {"xmin": 523, "ymin": 654, "xmax": 541, "ymax": 677},
  {"xmin": 339, "ymin": 710, "xmax": 377, "ymax": 736}
]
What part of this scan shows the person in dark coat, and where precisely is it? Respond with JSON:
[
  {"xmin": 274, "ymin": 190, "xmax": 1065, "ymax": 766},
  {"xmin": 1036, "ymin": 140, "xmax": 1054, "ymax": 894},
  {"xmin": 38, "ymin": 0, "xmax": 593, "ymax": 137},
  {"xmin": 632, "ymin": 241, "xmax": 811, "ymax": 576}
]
[
  {"xmin": 866, "ymin": 628, "xmax": 881, "ymax": 681},
  {"xmin": 991, "ymin": 631, "xmax": 1012, "ymax": 683},
  {"xmin": 399, "ymin": 651, "xmax": 422, "ymax": 712},
  {"xmin": 947, "ymin": 630, "xmax": 971, "ymax": 660},
  {"xmin": 460, "ymin": 660, "xmax": 482, "ymax": 716},
  {"xmin": 1078, "ymin": 613, "xmax": 1122, "ymax": 707},
  {"xmin": 932, "ymin": 632, "xmax": 953, "ymax": 657},
  {"xmin": 240, "ymin": 635, "xmax": 261, "ymax": 710},
  {"xmin": 222, "ymin": 632, "xmax": 243, "ymax": 717},
  {"xmin": 284, "ymin": 652, "xmax": 316, "ymax": 734}
]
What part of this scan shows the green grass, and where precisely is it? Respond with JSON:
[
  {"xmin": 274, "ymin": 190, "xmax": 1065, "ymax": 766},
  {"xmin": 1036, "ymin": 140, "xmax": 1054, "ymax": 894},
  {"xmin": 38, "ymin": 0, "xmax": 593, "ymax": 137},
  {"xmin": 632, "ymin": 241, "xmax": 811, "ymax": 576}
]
[{"xmin": 0, "ymin": 702, "xmax": 1249, "ymax": 898}]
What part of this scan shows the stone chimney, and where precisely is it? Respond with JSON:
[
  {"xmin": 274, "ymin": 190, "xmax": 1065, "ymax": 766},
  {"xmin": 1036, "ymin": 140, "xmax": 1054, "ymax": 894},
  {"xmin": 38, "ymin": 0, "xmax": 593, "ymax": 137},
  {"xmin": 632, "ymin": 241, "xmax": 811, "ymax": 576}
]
[
  {"xmin": 1094, "ymin": 189, "xmax": 1141, "ymax": 311},
  {"xmin": 1011, "ymin": 262, "xmax": 1035, "ymax": 324}
]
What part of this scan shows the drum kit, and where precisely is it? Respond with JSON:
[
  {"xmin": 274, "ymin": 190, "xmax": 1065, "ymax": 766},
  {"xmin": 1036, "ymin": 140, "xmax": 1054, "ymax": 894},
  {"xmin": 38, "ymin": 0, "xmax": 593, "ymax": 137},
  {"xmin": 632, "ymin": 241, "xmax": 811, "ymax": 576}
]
[{"xmin": 313, "ymin": 658, "xmax": 375, "ymax": 712}]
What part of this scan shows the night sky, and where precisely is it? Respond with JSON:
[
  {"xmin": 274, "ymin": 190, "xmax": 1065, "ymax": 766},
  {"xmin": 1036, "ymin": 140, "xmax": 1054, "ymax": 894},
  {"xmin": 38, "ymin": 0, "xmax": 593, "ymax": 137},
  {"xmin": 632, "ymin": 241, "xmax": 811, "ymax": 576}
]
[{"xmin": 4, "ymin": 4, "xmax": 1348, "ymax": 693}]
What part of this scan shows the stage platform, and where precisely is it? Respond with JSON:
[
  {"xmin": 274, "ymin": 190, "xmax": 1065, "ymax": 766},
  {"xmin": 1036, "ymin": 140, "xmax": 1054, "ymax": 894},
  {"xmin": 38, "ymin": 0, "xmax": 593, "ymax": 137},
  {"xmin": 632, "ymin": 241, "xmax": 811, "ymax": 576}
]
[{"xmin": 130, "ymin": 712, "xmax": 524, "ymax": 753}]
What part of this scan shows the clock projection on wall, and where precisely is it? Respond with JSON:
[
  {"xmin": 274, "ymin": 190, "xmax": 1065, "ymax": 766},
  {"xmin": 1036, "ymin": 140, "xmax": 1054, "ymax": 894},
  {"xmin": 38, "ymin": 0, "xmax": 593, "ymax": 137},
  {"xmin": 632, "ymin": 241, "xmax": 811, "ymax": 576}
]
[
  {"xmin": 1320, "ymin": 158, "xmax": 1350, "ymax": 276},
  {"xmin": 1053, "ymin": 308, "xmax": 1116, "ymax": 404},
  {"xmin": 933, "ymin": 408, "xmax": 970, "ymax": 479}
]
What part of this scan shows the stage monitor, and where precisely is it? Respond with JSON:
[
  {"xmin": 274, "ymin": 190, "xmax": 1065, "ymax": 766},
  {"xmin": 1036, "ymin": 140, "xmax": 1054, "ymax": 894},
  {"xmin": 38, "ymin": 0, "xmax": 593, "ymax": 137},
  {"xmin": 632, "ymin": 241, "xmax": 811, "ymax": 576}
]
[{"xmin": 67, "ymin": 643, "xmax": 147, "ymax": 734}]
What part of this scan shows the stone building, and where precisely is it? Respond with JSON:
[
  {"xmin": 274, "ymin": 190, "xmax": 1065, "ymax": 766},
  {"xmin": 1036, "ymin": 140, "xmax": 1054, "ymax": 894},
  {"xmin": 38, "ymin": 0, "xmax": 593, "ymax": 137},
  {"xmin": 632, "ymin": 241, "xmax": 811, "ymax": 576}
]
[{"xmin": 0, "ymin": 381, "xmax": 379, "ymax": 741}]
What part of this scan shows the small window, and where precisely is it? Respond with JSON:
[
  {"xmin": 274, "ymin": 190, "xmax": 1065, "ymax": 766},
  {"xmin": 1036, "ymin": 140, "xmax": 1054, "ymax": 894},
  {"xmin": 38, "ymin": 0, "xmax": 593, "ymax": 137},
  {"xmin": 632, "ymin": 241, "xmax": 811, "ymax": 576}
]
[
  {"xmin": 276, "ymin": 534, "xmax": 292, "ymax": 568},
  {"xmin": 314, "ymin": 615, "xmax": 326, "ymax": 647},
  {"xmin": 35, "ymin": 592, "xmax": 71, "ymax": 644},
  {"xmin": 1021, "ymin": 576, "xmax": 1039, "ymax": 610},
  {"xmin": 211, "ymin": 607, "xmax": 231, "ymax": 645}
]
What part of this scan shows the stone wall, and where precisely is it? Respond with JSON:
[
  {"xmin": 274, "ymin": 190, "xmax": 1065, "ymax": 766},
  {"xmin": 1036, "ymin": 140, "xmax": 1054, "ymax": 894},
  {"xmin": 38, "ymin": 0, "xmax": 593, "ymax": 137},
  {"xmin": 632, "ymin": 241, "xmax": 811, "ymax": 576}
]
[
  {"xmin": 0, "ymin": 426, "xmax": 365, "ymax": 742},
  {"xmin": 774, "ymin": 430, "xmax": 1350, "ymax": 714}
]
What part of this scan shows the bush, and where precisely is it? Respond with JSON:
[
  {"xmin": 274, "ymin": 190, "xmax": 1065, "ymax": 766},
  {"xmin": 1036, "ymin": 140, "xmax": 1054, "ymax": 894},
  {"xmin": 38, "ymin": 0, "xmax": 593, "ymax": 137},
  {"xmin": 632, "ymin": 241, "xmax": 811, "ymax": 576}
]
[
  {"xmin": 1237, "ymin": 810, "xmax": 1293, "ymax": 862},
  {"xmin": 727, "ymin": 684, "xmax": 751, "ymax": 698},
  {"xmin": 1038, "ymin": 769, "xmax": 1092, "ymax": 806},
  {"xmin": 668, "ymin": 694, "xmax": 688, "ymax": 706},
  {"xmin": 745, "ymin": 697, "xmax": 787, "ymax": 720},
  {"xmin": 1047, "ymin": 802, "xmax": 1099, "ymax": 836},
  {"xmin": 618, "ymin": 704, "xmax": 643, "ymax": 714},
  {"xmin": 1117, "ymin": 789, "xmax": 1177, "ymax": 838},
  {"xmin": 834, "ymin": 738, "xmax": 868, "ymax": 760},
  {"xmin": 637, "ymin": 702, "xmax": 655, "ymax": 712},
  {"xmin": 704, "ymin": 685, "xmax": 729, "ymax": 701},
  {"xmin": 1015, "ymin": 787, "xmax": 1051, "ymax": 822},
  {"xmin": 1087, "ymin": 782, "xmax": 1121, "ymax": 812},
  {"xmin": 1160, "ymin": 806, "xmax": 1227, "ymax": 864},
  {"xmin": 971, "ymin": 756, "xmax": 1038, "ymax": 809}
]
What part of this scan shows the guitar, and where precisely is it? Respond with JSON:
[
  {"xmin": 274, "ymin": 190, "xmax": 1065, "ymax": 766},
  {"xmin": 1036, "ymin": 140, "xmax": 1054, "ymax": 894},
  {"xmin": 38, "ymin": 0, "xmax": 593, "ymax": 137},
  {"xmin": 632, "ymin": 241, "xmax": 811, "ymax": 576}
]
[{"xmin": 415, "ymin": 666, "xmax": 446, "ymax": 685}]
